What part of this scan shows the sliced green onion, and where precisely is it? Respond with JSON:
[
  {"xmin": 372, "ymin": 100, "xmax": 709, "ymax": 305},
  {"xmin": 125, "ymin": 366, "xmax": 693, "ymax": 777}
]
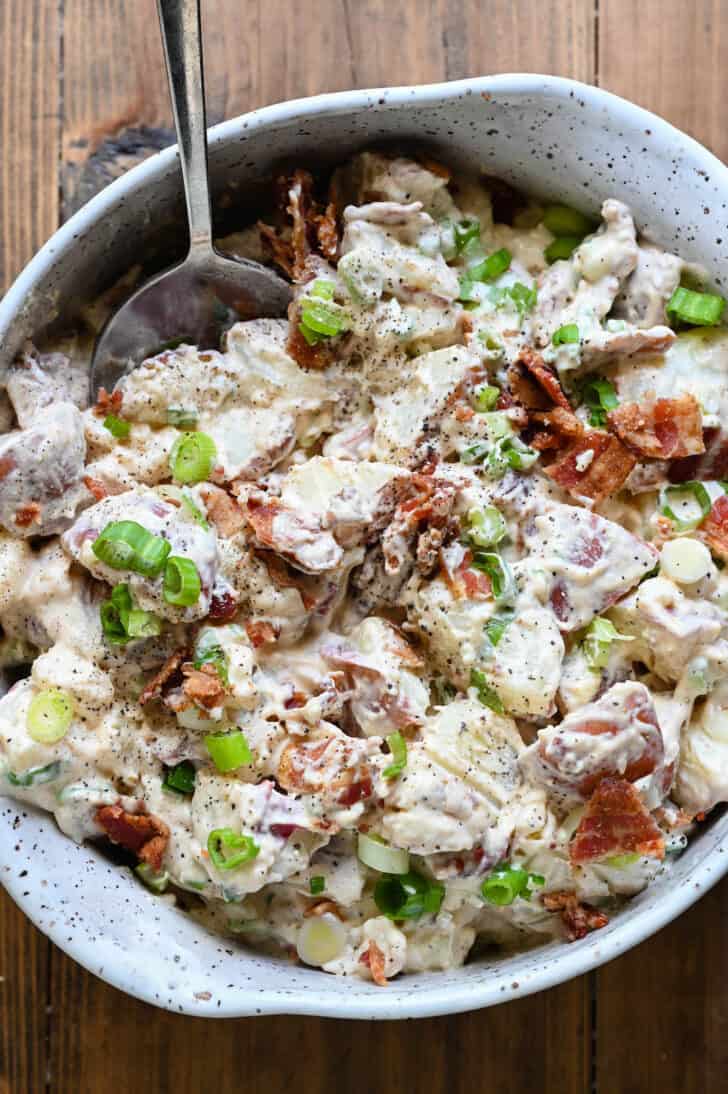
[
  {"xmin": 299, "ymin": 284, "xmax": 349, "ymax": 344},
  {"xmin": 383, "ymin": 732, "xmax": 408, "ymax": 779},
  {"xmin": 100, "ymin": 583, "xmax": 161, "ymax": 645},
  {"xmin": 7, "ymin": 760, "xmax": 62, "ymax": 788},
  {"xmin": 311, "ymin": 279, "xmax": 335, "ymax": 300},
  {"xmin": 181, "ymin": 493, "xmax": 210, "ymax": 530},
  {"xmin": 659, "ymin": 481, "xmax": 712, "ymax": 533},
  {"xmin": 552, "ymin": 323, "xmax": 580, "ymax": 346},
  {"xmin": 481, "ymin": 862, "xmax": 543, "ymax": 905},
  {"xmin": 582, "ymin": 617, "xmax": 632, "ymax": 670},
  {"xmin": 470, "ymin": 668, "xmax": 504, "ymax": 714},
  {"xmin": 205, "ymin": 730, "xmax": 252, "ymax": 773},
  {"xmin": 461, "ymin": 441, "xmax": 489, "ymax": 465},
  {"xmin": 470, "ymin": 247, "xmax": 512, "ymax": 283},
  {"xmin": 92, "ymin": 520, "xmax": 171, "ymax": 576},
  {"xmin": 162, "ymin": 759, "xmax": 196, "ymax": 795},
  {"xmin": 474, "ymin": 384, "xmax": 500, "ymax": 412},
  {"xmin": 373, "ymin": 871, "xmax": 444, "ymax": 920},
  {"xmin": 193, "ymin": 640, "xmax": 229, "ymax": 685},
  {"xmin": 103, "ymin": 414, "xmax": 130, "ymax": 439},
  {"xmin": 169, "ymin": 432, "xmax": 217, "ymax": 484},
  {"xmin": 309, "ymin": 875, "xmax": 325, "ymax": 895},
  {"xmin": 542, "ymin": 204, "xmax": 595, "ymax": 237},
  {"xmin": 488, "ymin": 436, "xmax": 539, "ymax": 477},
  {"xmin": 163, "ymin": 556, "xmax": 201, "ymax": 607},
  {"xmin": 491, "ymin": 281, "xmax": 538, "ymax": 318},
  {"xmin": 135, "ymin": 862, "xmax": 169, "ymax": 893},
  {"xmin": 167, "ymin": 406, "xmax": 198, "ymax": 428},
  {"xmin": 484, "ymin": 610, "xmax": 515, "ymax": 648},
  {"xmin": 666, "ymin": 285, "xmax": 726, "ymax": 327},
  {"xmin": 545, "ymin": 236, "xmax": 583, "ymax": 264},
  {"xmin": 454, "ymin": 218, "xmax": 481, "ymax": 254},
  {"xmin": 605, "ymin": 852, "xmax": 640, "ymax": 868},
  {"xmin": 207, "ymin": 828, "xmax": 260, "ymax": 870},
  {"xmin": 26, "ymin": 689, "xmax": 74, "ymax": 744},
  {"xmin": 580, "ymin": 376, "xmax": 619, "ymax": 426},
  {"xmin": 471, "ymin": 551, "xmax": 514, "ymax": 602},
  {"xmin": 358, "ymin": 833, "xmax": 410, "ymax": 874},
  {"xmin": 465, "ymin": 505, "xmax": 506, "ymax": 547}
]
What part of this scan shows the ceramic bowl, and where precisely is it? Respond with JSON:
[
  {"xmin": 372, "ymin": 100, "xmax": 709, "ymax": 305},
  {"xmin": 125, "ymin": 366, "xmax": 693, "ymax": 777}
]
[{"xmin": 1, "ymin": 74, "xmax": 727, "ymax": 1018}]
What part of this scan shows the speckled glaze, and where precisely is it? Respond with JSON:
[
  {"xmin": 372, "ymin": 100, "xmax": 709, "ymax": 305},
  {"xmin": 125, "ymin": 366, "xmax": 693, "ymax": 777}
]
[{"xmin": 1, "ymin": 75, "xmax": 727, "ymax": 1018}]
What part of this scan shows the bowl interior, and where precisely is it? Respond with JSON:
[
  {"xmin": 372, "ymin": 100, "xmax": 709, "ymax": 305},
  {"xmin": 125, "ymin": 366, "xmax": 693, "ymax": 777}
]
[{"xmin": 2, "ymin": 74, "xmax": 728, "ymax": 1017}]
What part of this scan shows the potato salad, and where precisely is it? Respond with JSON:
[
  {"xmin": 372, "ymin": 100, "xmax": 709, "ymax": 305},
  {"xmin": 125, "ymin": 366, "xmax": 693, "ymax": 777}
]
[{"xmin": 2, "ymin": 150, "xmax": 728, "ymax": 985}]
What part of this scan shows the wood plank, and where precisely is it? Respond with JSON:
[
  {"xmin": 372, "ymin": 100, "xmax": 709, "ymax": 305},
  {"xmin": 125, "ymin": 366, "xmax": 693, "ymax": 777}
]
[
  {"xmin": 598, "ymin": 0, "xmax": 728, "ymax": 162},
  {"xmin": 50, "ymin": 938, "xmax": 590, "ymax": 1094},
  {"xmin": 0, "ymin": 0, "xmax": 61, "ymax": 290},
  {"xmin": 0, "ymin": 2, "xmax": 60, "ymax": 1088},
  {"xmin": 596, "ymin": 873, "xmax": 728, "ymax": 1092},
  {"xmin": 0, "ymin": 892, "xmax": 51, "ymax": 1094}
]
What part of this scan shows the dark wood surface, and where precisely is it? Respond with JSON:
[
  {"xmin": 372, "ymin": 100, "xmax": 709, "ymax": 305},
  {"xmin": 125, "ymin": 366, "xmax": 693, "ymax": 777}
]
[{"xmin": 1, "ymin": 2, "xmax": 727, "ymax": 1091}]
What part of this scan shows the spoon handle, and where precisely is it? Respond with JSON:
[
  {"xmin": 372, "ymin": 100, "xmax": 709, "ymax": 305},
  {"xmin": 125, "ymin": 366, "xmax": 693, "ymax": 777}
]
[{"xmin": 157, "ymin": 0, "xmax": 213, "ymax": 254}]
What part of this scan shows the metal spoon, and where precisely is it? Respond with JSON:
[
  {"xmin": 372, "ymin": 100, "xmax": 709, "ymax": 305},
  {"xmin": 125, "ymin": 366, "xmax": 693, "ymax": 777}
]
[{"xmin": 90, "ymin": 0, "xmax": 291, "ymax": 398}]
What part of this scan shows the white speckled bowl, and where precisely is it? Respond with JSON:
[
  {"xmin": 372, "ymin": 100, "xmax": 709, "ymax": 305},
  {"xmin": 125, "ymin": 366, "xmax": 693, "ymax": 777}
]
[{"xmin": 1, "ymin": 74, "xmax": 727, "ymax": 1018}]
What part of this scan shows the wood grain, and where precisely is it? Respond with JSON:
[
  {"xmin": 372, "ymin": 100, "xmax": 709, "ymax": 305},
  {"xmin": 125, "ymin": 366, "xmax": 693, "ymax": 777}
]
[
  {"xmin": 596, "ymin": 873, "xmax": 728, "ymax": 1092},
  {"xmin": 49, "ymin": 940, "xmax": 590, "ymax": 1094},
  {"xmin": 598, "ymin": 0, "xmax": 728, "ymax": 162}
]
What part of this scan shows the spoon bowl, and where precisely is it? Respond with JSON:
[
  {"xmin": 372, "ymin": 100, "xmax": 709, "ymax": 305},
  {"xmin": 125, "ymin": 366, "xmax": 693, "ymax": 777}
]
[{"xmin": 89, "ymin": 0, "xmax": 290, "ymax": 399}]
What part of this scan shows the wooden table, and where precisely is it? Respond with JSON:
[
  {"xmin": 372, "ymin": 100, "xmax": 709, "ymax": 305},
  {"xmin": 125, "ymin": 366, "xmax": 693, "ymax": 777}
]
[{"xmin": 2, "ymin": 2, "xmax": 728, "ymax": 1090}]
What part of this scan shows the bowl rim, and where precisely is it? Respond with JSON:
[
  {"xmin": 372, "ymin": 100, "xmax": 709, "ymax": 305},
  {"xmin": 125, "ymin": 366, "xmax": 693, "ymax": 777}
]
[{"xmin": 2, "ymin": 71, "xmax": 728, "ymax": 1019}]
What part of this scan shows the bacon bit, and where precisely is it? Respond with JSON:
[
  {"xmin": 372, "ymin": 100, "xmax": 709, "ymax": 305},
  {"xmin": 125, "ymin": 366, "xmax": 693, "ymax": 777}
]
[
  {"xmin": 607, "ymin": 395, "xmax": 705, "ymax": 460},
  {"xmin": 337, "ymin": 776, "xmax": 373, "ymax": 807},
  {"xmin": 460, "ymin": 564, "xmax": 492, "ymax": 600},
  {"xmin": 257, "ymin": 550, "xmax": 316, "ymax": 609},
  {"xmin": 270, "ymin": 823, "xmax": 298, "ymax": 839},
  {"xmin": 95, "ymin": 804, "xmax": 170, "ymax": 872},
  {"xmin": 416, "ymin": 525, "xmax": 445, "ymax": 576},
  {"xmin": 418, "ymin": 155, "xmax": 452, "ymax": 180},
  {"xmin": 454, "ymin": 404, "xmax": 475, "ymax": 422},
  {"xmin": 94, "ymin": 387, "xmax": 123, "ymax": 418},
  {"xmin": 83, "ymin": 475, "xmax": 108, "ymax": 501},
  {"xmin": 139, "ymin": 649, "xmax": 186, "ymax": 705},
  {"xmin": 531, "ymin": 405, "xmax": 583, "ymax": 441},
  {"xmin": 244, "ymin": 619, "xmax": 279, "ymax": 648},
  {"xmin": 284, "ymin": 690, "xmax": 308, "ymax": 709},
  {"xmin": 181, "ymin": 662, "xmax": 227, "ymax": 709},
  {"xmin": 303, "ymin": 900, "xmax": 345, "ymax": 921},
  {"xmin": 316, "ymin": 201, "xmax": 339, "ymax": 262},
  {"xmin": 570, "ymin": 777, "xmax": 665, "ymax": 865},
  {"xmin": 257, "ymin": 220, "xmax": 295, "ymax": 278},
  {"xmin": 286, "ymin": 309, "xmax": 337, "ymax": 370},
  {"xmin": 542, "ymin": 891, "xmax": 609, "ymax": 942},
  {"xmin": 669, "ymin": 426, "xmax": 728, "ymax": 484},
  {"xmin": 362, "ymin": 940, "xmax": 388, "ymax": 986},
  {"xmin": 0, "ymin": 454, "xmax": 16, "ymax": 481},
  {"xmin": 208, "ymin": 591, "xmax": 239, "ymax": 622},
  {"xmin": 14, "ymin": 502, "xmax": 41, "ymax": 528},
  {"xmin": 544, "ymin": 430, "xmax": 637, "ymax": 504},
  {"xmin": 198, "ymin": 484, "xmax": 245, "ymax": 537},
  {"xmin": 516, "ymin": 348, "xmax": 572, "ymax": 410},
  {"xmin": 699, "ymin": 494, "xmax": 728, "ymax": 561}
]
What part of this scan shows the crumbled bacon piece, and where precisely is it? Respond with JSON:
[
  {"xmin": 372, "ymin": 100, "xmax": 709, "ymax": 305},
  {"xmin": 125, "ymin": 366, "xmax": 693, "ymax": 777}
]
[
  {"xmin": 208, "ymin": 591, "xmax": 238, "ymax": 622},
  {"xmin": 139, "ymin": 649, "xmax": 186, "ymax": 705},
  {"xmin": 181, "ymin": 662, "xmax": 227, "ymax": 709},
  {"xmin": 699, "ymin": 494, "xmax": 728, "ymax": 561},
  {"xmin": 244, "ymin": 619, "xmax": 279, "ymax": 647},
  {"xmin": 95, "ymin": 804, "xmax": 169, "ymax": 872},
  {"xmin": 570, "ymin": 777, "xmax": 665, "ymax": 865},
  {"xmin": 286, "ymin": 309, "xmax": 338, "ymax": 370},
  {"xmin": 361, "ymin": 940, "xmax": 388, "ymax": 986},
  {"xmin": 257, "ymin": 220, "xmax": 295, "ymax": 278},
  {"xmin": 542, "ymin": 891, "xmax": 609, "ymax": 942},
  {"xmin": 516, "ymin": 347, "xmax": 572, "ymax": 410},
  {"xmin": 669, "ymin": 426, "xmax": 728, "ymax": 484},
  {"xmin": 198, "ymin": 484, "xmax": 245, "ymax": 537},
  {"xmin": 316, "ymin": 201, "xmax": 339, "ymax": 262},
  {"xmin": 607, "ymin": 395, "xmax": 705, "ymax": 460},
  {"xmin": 337, "ymin": 776, "xmax": 373, "ymax": 806},
  {"xmin": 94, "ymin": 387, "xmax": 123, "ymax": 418},
  {"xmin": 83, "ymin": 475, "xmax": 108, "ymax": 501},
  {"xmin": 303, "ymin": 899, "xmax": 345, "ymax": 921},
  {"xmin": 544, "ymin": 430, "xmax": 636, "ymax": 503},
  {"xmin": 14, "ymin": 502, "xmax": 42, "ymax": 528}
]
